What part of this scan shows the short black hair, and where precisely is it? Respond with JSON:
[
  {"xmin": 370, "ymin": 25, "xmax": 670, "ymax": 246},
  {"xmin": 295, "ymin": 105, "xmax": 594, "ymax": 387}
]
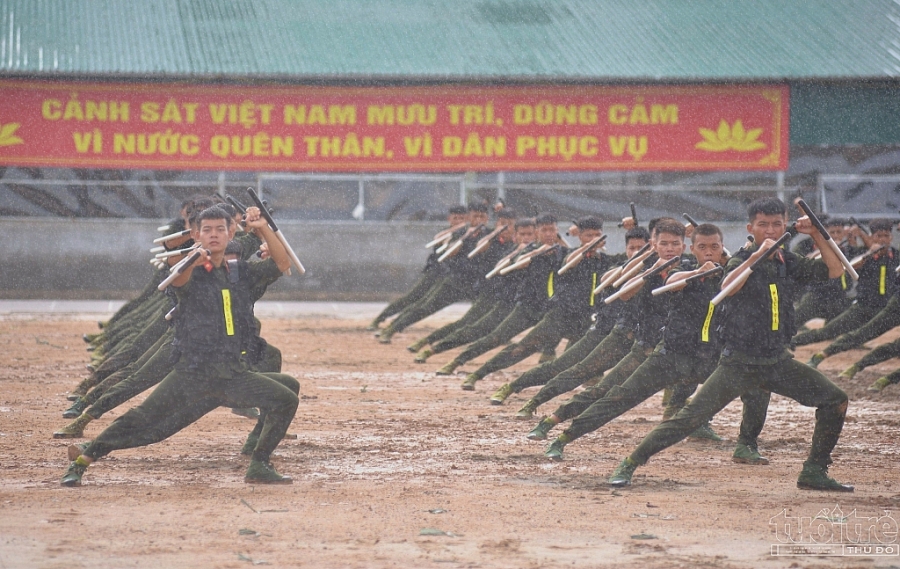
[
  {"xmin": 449, "ymin": 205, "xmax": 467, "ymax": 215},
  {"xmin": 747, "ymin": 197, "xmax": 786, "ymax": 221},
  {"xmin": 219, "ymin": 203, "xmax": 238, "ymax": 218},
  {"xmin": 625, "ymin": 226, "xmax": 650, "ymax": 242},
  {"xmin": 196, "ymin": 205, "xmax": 233, "ymax": 228},
  {"xmin": 651, "ymin": 217, "xmax": 680, "ymax": 237},
  {"xmin": 824, "ymin": 217, "xmax": 845, "ymax": 228},
  {"xmin": 535, "ymin": 213, "xmax": 558, "ymax": 226},
  {"xmin": 515, "ymin": 218, "xmax": 536, "ymax": 230},
  {"xmin": 187, "ymin": 197, "xmax": 219, "ymax": 219},
  {"xmin": 468, "ymin": 202, "xmax": 489, "ymax": 214},
  {"xmin": 869, "ymin": 218, "xmax": 894, "ymax": 233},
  {"xmin": 498, "ymin": 209, "xmax": 517, "ymax": 220},
  {"xmin": 575, "ymin": 216, "xmax": 603, "ymax": 231},
  {"xmin": 655, "ymin": 220, "xmax": 686, "ymax": 239},
  {"xmin": 692, "ymin": 223, "xmax": 723, "ymax": 242},
  {"xmin": 182, "ymin": 193, "xmax": 212, "ymax": 210}
]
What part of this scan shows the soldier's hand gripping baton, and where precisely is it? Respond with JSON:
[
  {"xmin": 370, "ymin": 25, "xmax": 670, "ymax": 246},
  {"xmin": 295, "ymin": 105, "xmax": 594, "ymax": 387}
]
[
  {"xmin": 652, "ymin": 264, "xmax": 724, "ymax": 296},
  {"xmin": 468, "ymin": 224, "xmax": 508, "ymax": 258},
  {"xmin": 155, "ymin": 242, "xmax": 200, "ymax": 260},
  {"xmin": 157, "ymin": 248, "xmax": 208, "ymax": 290},
  {"xmin": 617, "ymin": 202, "xmax": 638, "ymax": 227},
  {"xmin": 849, "ymin": 216, "xmax": 871, "ymax": 236},
  {"xmin": 152, "ymin": 229, "xmax": 191, "ymax": 244},
  {"xmin": 592, "ymin": 242, "xmax": 652, "ymax": 295},
  {"xmin": 246, "ymin": 188, "xmax": 305, "ymax": 275},
  {"xmin": 485, "ymin": 243, "xmax": 528, "ymax": 279},
  {"xmin": 711, "ymin": 232, "xmax": 791, "ymax": 305},
  {"xmin": 558, "ymin": 235, "xmax": 607, "ymax": 275},
  {"xmin": 499, "ymin": 244, "xmax": 551, "ymax": 275},
  {"xmin": 849, "ymin": 244, "xmax": 884, "ymax": 268},
  {"xmin": 426, "ymin": 223, "xmax": 467, "ymax": 248},
  {"xmin": 605, "ymin": 256, "xmax": 680, "ymax": 304},
  {"xmin": 612, "ymin": 249, "xmax": 656, "ymax": 288},
  {"xmin": 797, "ymin": 199, "xmax": 859, "ymax": 281},
  {"xmin": 439, "ymin": 224, "xmax": 484, "ymax": 262}
]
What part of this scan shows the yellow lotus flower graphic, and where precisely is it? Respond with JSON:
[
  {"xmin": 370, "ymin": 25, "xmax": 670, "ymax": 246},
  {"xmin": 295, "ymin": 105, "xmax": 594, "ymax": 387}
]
[
  {"xmin": 696, "ymin": 120, "xmax": 766, "ymax": 152},
  {"xmin": 0, "ymin": 122, "xmax": 24, "ymax": 146}
]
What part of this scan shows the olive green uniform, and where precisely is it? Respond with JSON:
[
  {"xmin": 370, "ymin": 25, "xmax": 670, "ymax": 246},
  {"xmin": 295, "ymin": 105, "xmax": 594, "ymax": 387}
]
[
  {"xmin": 558, "ymin": 269, "xmax": 768, "ymax": 446},
  {"xmin": 625, "ymin": 247, "xmax": 848, "ymax": 472},
  {"xmin": 78, "ymin": 258, "xmax": 299, "ymax": 466},
  {"xmin": 793, "ymin": 247, "xmax": 898, "ymax": 346}
]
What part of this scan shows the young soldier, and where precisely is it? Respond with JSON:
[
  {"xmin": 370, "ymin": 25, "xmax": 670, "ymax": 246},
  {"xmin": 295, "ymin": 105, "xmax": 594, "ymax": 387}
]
[
  {"xmin": 794, "ymin": 218, "xmax": 898, "ymax": 353},
  {"xmin": 489, "ymin": 227, "xmax": 648, "ymax": 406},
  {"xmin": 525, "ymin": 219, "xmax": 694, "ymax": 440},
  {"xmin": 414, "ymin": 219, "xmax": 537, "ymax": 363},
  {"xmin": 459, "ymin": 217, "xmax": 608, "ymax": 389},
  {"xmin": 431, "ymin": 213, "xmax": 566, "ymax": 385},
  {"xmin": 792, "ymin": 218, "xmax": 852, "ymax": 329},
  {"xmin": 409, "ymin": 210, "xmax": 520, "ymax": 356},
  {"xmin": 605, "ymin": 198, "xmax": 852, "ymax": 492},
  {"xmin": 72, "ymin": 196, "xmax": 220, "ymax": 398},
  {"xmin": 537, "ymin": 224, "xmax": 769, "ymax": 461},
  {"xmin": 54, "ymin": 241, "xmax": 287, "ymax": 441},
  {"xmin": 61, "ymin": 205, "xmax": 300, "ymax": 486},
  {"xmin": 377, "ymin": 203, "xmax": 491, "ymax": 343},
  {"xmin": 367, "ymin": 205, "xmax": 467, "ymax": 331},
  {"xmin": 512, "ymin": 220, "xmax": 677, "ymax": 421},
  {"xmin": 805, "ymin": 223, "xmax": 900, "ymax": 368}
]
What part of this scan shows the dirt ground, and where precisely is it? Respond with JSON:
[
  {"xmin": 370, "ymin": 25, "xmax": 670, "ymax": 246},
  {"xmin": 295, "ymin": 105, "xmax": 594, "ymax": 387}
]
[{"xmin": 1, "ymin": 308, "xmax": 899, "ymax": 569}]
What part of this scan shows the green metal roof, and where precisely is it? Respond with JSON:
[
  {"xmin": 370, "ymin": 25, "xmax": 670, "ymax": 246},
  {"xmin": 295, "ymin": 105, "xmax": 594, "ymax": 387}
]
[{"xmin": 0, "ymin": 0, "xmax": 898, "ymax": 81}]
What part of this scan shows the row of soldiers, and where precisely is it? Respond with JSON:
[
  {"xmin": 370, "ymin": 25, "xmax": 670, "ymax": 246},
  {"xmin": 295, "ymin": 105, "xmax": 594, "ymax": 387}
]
[
  {"xmin": 370, "ymin": 197, "xmax": 900, "ymax": 491},
  {"xmin": 56, "ymin": 194, "xmax": 301, "ymax": 486}
]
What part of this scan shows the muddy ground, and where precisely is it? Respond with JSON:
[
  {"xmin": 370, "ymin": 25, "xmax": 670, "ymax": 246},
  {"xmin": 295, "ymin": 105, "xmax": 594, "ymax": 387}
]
[{"xmin": 1, "ymin": 308, "xmax": 899, "ymax": 569}]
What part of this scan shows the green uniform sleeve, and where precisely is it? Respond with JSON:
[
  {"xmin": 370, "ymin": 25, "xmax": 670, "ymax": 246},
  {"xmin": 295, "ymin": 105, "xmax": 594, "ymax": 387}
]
[
  {"xmin": 790, "ymin": 253, "xmax": 830, "ymax": 285},
  {"xmin": 247, "ymin": 258, "xmax": 283, "ymax": 293},
  {"xmin": 724, "ymin": 253, "xmax": 747, "ymax": 276}
]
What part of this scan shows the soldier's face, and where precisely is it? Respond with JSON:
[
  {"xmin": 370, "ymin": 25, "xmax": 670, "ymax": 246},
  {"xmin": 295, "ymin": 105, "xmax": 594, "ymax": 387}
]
[
  {"xmin": 515, "ymin": 226, "xmax": 536, "ymax": 245},
  {"xmin": 827, "ymin": 225, "xmax": 845, "ymax": 242},
  {"xmin": 448, "ymin": 213, "xmax": 466, "ymax": 226},
  {"xmin": 655, "ymin": 232, "xmax": 685, "ymax": 260},
  {"xmin": 747, "ymin": 213, "xmax": 787, "ymax": 244},
  {"xmin": 873, "ymin": 230, "xmax": 893, "ymax": 247},
  {"xmin": 195, "ymin": 219, "xmax": 230, "ymax": 254},
  {"xmin": 537, "ymin": 223, "xmax": 558, "ymax": 246},
  {"xmin": 625, "ymin": 238, "xmax": 647, "ymax": 257},
  {"xmin": 691, "ymin": 233, "xmax": 723, "ymax": 263},
  {"xmin": 469, "ymin": 211, "xmax": 489, "ymax": 226},
  {"xmin": 578, "ymin": 228, "xmax": 601, "ymax": 245}
]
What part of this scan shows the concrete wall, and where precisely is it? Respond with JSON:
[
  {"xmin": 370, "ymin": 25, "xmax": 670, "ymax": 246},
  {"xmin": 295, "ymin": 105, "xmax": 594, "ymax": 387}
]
[{"xmin": 0, "ymin": 217, "xmax": 762, "ymax": 299}]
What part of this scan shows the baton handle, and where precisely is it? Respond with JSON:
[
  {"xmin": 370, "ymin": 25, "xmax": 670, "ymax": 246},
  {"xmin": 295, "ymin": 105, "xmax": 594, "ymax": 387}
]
[
  {"xmin": 558, "ymin": 235, "xmax": 606, "ymax": 275},
  {"xmin": 153, "ymin": 229, "xmax": 191, "ymax": 244},
  {"xmin": 683, "ymin": 213, "xmax": 700, "ymax": 227},
  {"xmin": 797, "ymin": 199, "xmax": 859, "ymax": 280},
  {"xmin": 592, "ymin": 266, "xmax": 623, "ymax": 295},
  {"xmin": 157, "ymin": 249, "xmax": 205, "ymax": 290},
  {"xmin": 711, "ymin": 232, "xmax": 791, "ymax": 304},
  {"xmin": 226, "ymin": 195, "xmax": 247, "ymax": 215},
  {"xmin": 652, "ymin": 265, "xmax": 723, "ymax": 296},
  {"xmin": 849, "ymin": 217, "xmax": 870, "ymax": 236},
  {"xmin": 246, "ymin": 188, "xmax": 305, "ymax": 274}
]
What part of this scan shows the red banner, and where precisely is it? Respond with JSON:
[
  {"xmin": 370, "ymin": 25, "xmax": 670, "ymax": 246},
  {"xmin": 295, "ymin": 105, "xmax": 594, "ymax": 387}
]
[{"xmin": 0, "ymin": 80, "xmax": 788, "ymax": 171}]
